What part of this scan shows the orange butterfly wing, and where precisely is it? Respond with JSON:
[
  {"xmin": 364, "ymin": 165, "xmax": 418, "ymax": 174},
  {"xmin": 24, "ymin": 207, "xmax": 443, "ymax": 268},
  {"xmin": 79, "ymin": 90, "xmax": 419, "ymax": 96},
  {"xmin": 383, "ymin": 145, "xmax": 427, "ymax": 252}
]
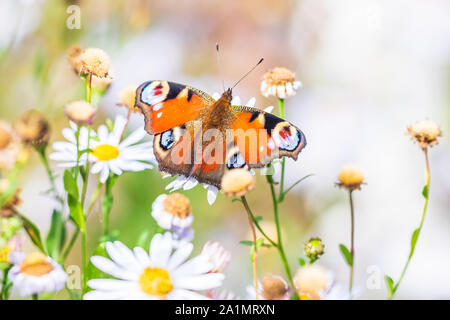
[
  {"xmin": 230, "ymin": 106, "xmax": 306, "ymax": 168},
  {"xmin": 135, "ymin": 81, "xmax": 214, "ymax": 134}
]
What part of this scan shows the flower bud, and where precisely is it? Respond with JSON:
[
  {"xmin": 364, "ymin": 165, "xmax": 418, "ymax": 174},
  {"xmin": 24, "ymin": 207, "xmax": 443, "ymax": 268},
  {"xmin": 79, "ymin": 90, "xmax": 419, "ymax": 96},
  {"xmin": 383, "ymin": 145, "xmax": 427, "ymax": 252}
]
[
  {"xmin": 337, "ymin": 165, "xmax": 364, "ymax": 191},
  {"xmin": 13, "ymin": 110, "xmax": 50, "ymax": 148},
  {"xmin": 261, "ymin": 67, "xmax": 302, "ymax": 99},
  {"xmin": 80, "ymin": 48, "xmax": 111, "ymax": 78},
  {"xmin": 407, "ymin": 119, "xmax": 442, "ymax": 150},
  {"xmin": 304, "ymin": 237, "xmax": 325, "ymax": 263},
  {"xmin": 261, "ymin": 275, "xmax": 289, "ymax": 300},
  {"xmin": 221, "ymin": 169, "xmax": 255, "ymax": 197},
  {"xmin": 118, "ymin": 85, "xmax": 140, "ymax": 113},
  {"xmin": 64, "ymin": 100, "xmax": 96, "ymax": 124}
]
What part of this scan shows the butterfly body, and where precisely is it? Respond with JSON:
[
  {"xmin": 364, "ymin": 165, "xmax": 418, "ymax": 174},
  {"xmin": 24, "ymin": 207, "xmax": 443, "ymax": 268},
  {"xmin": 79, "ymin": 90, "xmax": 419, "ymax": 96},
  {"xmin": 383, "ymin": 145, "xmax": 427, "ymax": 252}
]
[{"xmin": 135, "ymin": 80, "xmax": 306, "ymax": 188}]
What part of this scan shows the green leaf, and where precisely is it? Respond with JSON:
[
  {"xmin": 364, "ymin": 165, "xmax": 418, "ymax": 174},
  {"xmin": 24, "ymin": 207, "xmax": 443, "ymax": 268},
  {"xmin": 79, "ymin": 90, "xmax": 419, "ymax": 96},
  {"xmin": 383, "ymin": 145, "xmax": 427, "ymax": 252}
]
[
  {"xmin": 281, "ymin": 173, "xmax": 315, "ymax": 199},
  {"xmin": 339, "ymin": 243, "xmax": 353, "ymax": 266},
  {"xmin": 99, "ymin": 230, "xmax": 120, "ymax": 243},
  {"xmin": 410, "ymin": 228, "xmax": 420, "ymax": 258},
  {"xmin": 385, "ymin": 275, "xmax": 394, "ymax": 295},
  {"xmin": 254, "ymin": 216, "xmax": 263, "ymax": 222},
  {"xmin": 422, "ymin": 185, "xmax": 428, "ymax": 199},
  {"xmin": 298, "ymin": 257, "xmax": 306, "ymax": 267},
  {"xmin": 63, "ymin": 170, "xmax": 85, "ymax": 231},
  {"xmin": 255, "ymin": 238, "xmax": 265, "ymax": 250},
  {"xmin": 45, "ymin": 210, "xmax": 66, "ymax": 261},
  {"xmin": 0, "ymin": 262, "xmax": 10, "ymax": 270},
  {"xmin": 102, "ymin": 174, "xmax": 119, "ymax": 234},
  {"xmin": 239, "ymin": 240, "xmax": 253, "ymax": 246},
  {"xmin": 19, "ymin": 214, "xmax": 45, "ymax": 253},
  {"xmin": 87, "ymin": 242, "xmax": 111, "ymax": 284},
  {"xmin": 63, "ymin": 170, "xmax": 79, "ymax": 198},
  {"xmin": 136, "ymin": 230, "xmax": 153, "ymax": 249}
]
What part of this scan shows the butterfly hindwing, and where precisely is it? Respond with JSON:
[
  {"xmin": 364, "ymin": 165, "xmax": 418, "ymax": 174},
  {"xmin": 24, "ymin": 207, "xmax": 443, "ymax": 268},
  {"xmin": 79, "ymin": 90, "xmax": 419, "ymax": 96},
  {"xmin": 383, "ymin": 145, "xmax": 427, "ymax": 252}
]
[
  {"xmin": 230, "ymin": 106, "xmax": 306, "ymax": 168},
  {"xmin": 135, "ymin": 80, "xmax": 214, "ymax": 134}
]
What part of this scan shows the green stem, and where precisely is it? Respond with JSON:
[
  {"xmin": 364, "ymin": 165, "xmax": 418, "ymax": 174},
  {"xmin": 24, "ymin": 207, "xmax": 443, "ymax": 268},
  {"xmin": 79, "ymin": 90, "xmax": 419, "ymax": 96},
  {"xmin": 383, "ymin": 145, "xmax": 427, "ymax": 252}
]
[
  {"xmin": 60, "ymin": 183, "xmax": 102, "ymax": 263},
  {"xmin": 61, "ymin": 227, "xmax": 79, "ymax": 263},
  {"xmin": 241, "ymin": 196, "xmax": 259, "ymax": 299},
  {"xmin": 1, "ymin": 268, "xmax": 10, "ymax": 300},
  {"xmin": 240, "ymin": 197, "xmax": 277, "ymax": 246},
  {"xmin": 389, "ymin": 148, "xmax": 430, "ymax": 299},
  {"xmin": 86, "ymin": 73, "xmax": 92, "ymax": 104},
  {"xmin": 37, "ymin": 147, "xmax": 63, "ymax": 204},
  {"xmin": 348, "ymin": 190, "xmax": 355, "ymax": 296},
  {"xmin": 81, "ymin": 228, "xmax": 87, "ymax": 294},
  {"xmin": 267, "ymin": 174, "xmax": 295, "ymax": 289},
  {"xmin": 277, "ymin": 98, "xmax": 286, "ymax": 202}
]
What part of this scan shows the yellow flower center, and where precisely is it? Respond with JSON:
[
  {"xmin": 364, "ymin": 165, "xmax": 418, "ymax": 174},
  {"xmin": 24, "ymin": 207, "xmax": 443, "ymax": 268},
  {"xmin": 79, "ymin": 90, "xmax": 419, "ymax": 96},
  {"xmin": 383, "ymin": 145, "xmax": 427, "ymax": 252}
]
[
  {"xmin": 0, "ymin": 246, "xmax": 9, "ymax": 263},
  {"xmin": 263, "ymin": 67, "xmax": 296, "ymax": 86},
  {"xmin": 19, "ymin": 252, "xmax": 54, "ymax": 276},
  {"xmin": 91, "ymin": 144, "xmax": 120, "ymax": 161},
  {"xmin": 163, "ymin": 193, "xmax": 192, "ymax": 219},
  {"xmin": 139, "ymin": 267, "xmax": 173, "ymax": 297}
]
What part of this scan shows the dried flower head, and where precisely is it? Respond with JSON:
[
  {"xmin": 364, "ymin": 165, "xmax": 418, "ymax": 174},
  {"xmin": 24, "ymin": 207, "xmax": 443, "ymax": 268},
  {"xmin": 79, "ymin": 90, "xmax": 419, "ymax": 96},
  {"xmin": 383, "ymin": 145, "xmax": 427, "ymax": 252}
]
[
  {"xmin": 294, "ymin": 265, "xmax": 329, "ymax": 300},
  {"xmin": 80, "ymin": 48, "xmax": 110, "ymax": 78},
  {"xmin": 0, "ymin": 179, "xmax": 22, "ymax": 217},
  {"xmin": 0, "ymin": 121, "xmax": 21, "ymax": 169},
  {"xmin": 337, "ymin": 165, "xmax": 365, "ymax": 191},
  {"xmin": 261, "ymin": 275, "xmax": 289, "ymax": 300},
  {"xmin": 118, "ymin": 85, "xmax": 140, "ymax": 113},
  {"xmin": 64, "ymin": 100, "xmax": 96, "ymax": 124},
  {"xmin": 261, "ymin": 67, "xmax": 302, "ymax": 99},
  {"xmin": 13, "ymin": 110, "xmax": 50, "ymax": 147},
  {"xmin": 9, "ymin": 252, "xmax": 67, "ymax": 296},
  {"xmin": 221, "ymin": 169, "xmax": 255, "ymax": 197},
  {"xmin": 407, "ymin": 119, "xmax": 442, "ymax": 150},
  {"xmin": 201, "ymin": 241, "xmax": 231, "ymax": 273},
  {"xmin": 67, "ymin": 45, "xmax": 83, "ymax": 74},
  {"xmin": 304, "ymin": 237, "xmax": 325, "ymax": 263},
  {"xmin": 162, "ymin": 193, "xmax": 192, "ymax": 219}
]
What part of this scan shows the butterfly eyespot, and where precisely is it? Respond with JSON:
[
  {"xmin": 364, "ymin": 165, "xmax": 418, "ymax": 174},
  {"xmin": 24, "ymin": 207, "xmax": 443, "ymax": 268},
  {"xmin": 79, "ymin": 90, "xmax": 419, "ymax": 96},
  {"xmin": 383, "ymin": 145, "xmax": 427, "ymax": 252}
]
[
  {"xmin": 273, "ymin": 123, "xmax": 302, "ymax": 151},
  {"xmin": 140, "ymin": 81, "xmax": 169, "ymax": 106},
  {"xmin": 227, "ymin": 151, "xmax": 246, "ymax": 169},
  {"xmin": 160, "ymin": 129, "xmax": 175, "ymax": 150}
]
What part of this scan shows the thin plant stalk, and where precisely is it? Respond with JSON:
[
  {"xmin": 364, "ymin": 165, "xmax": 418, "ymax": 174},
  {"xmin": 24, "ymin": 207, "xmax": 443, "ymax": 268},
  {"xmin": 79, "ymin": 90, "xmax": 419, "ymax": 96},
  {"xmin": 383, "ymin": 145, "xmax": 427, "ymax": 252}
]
[
  {"xmin": 241, "ymin": 196, "xmax": 259, "ymax": 300},
  {"xmin": 348, "ymin": 190, "xmax": 355, "ymax": 295},
  {"xmin": 37, "ymin": 146, "xmax": 63, "ymax": 204},
  {"xmin": 277, "ymin": 98, "xmax": 286, "ymax": 201},
  {"xmin": 267, "ymin": 175, "xmax": 295, "ymax": 289},
  {"xmin": 61, "ymin": 183, "xmax": 103, "ymax": 263},
  {"xmin": 389, "ymin": 148, "xmax": 430, "ymax": 299},
  {"xmin": 80, "ymin": 73, "xmax": 93, "ymax": 294},
  {"xmin": 264, "ymin": 97, "xmax": 295, "ymax": 289}
]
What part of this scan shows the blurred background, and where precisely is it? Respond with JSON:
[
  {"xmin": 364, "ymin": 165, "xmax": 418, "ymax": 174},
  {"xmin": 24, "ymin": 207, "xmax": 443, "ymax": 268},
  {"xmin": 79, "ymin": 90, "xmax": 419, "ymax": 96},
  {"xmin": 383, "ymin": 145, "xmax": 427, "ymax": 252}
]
[{"xmin": 0, "ymin": 0, "xmax": 449, "ymax": 299}]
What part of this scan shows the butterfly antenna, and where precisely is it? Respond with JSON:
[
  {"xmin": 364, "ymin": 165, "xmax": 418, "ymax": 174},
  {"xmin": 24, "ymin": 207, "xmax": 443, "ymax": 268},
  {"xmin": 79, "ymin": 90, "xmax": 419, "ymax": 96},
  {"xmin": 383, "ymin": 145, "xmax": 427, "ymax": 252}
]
[
  {"xmin": 216, "ymin": 43, "xmax": 226, "ymax": 92},
  {"xmin": 231, "ymin": 58, "xmax": 264, "ymax": 90}
]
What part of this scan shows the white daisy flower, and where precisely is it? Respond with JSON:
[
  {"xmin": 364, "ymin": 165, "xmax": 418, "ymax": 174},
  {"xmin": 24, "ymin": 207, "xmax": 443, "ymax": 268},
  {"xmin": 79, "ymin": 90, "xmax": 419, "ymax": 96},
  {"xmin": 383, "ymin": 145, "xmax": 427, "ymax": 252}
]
[
  {"xmin": 260, "ymin": 67, "xmax": 302, "ymax": 99},
  {"xmin": 84, "ymin": 233, "xmax": 225, "ymax": 300},
  {"xmin": 201, "ymin": 241, "xmax": 231, "ymax": 273},
  {"xmin": 49, "ymin": 121, "xmax": 96, "ymax": 168},
  {"xmin": 89, "ymin": 115, "xmax": 155, "ymax": 183},
  {"xmin": 246, "ymin": 275, "xmax": 290, "ymax": 300},
  {"xmin": 151, "ymin": 193, "xmax": 194, "ymax": 244},
  {"xmin": 8, "ymin": 252, "xmax": 68, "ymax": 297},
  {"xmin": 293, "ymin": 265, "xmax": 358, "ymax": 300}
]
